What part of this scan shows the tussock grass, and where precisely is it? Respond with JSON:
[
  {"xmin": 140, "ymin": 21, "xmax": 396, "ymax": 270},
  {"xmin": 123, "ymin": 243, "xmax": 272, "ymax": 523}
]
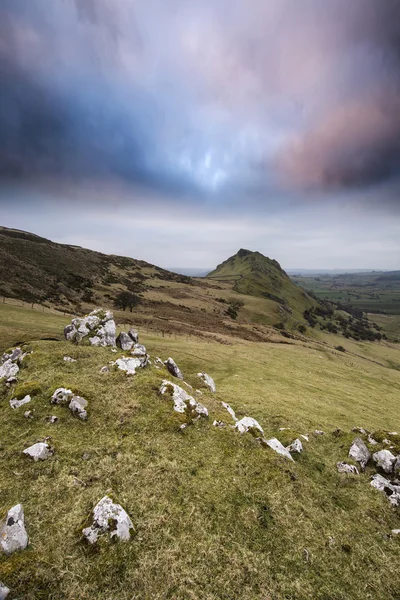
[{"xmin": 0, "ymin": 310, "xmax": 400, "ymax": 599}]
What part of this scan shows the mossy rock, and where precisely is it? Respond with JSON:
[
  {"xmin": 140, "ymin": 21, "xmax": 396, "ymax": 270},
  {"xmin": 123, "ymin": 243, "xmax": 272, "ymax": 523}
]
[{"xmin": 13, "ymin": 380, "xmax": 42, "ymax": 399}]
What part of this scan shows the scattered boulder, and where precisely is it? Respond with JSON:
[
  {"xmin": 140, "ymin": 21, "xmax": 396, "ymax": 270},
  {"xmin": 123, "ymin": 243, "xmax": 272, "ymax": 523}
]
[
  {"xmin": 63, "ymin": 356, "xmax": 76, "ymax": 363},
  {"xmin": 336, "ymin": 462, "xmax": 359, "ymax": 475},
  {"xmin": 1, "ymin": 348, "xmax": 22, "ymax": 364},
  {"xmin": 0, "ymin": 504, "xmax": 28, "ymax": 555},
  {"xmin": 0, "ymin": 360, "xmax": 19, "ymax": 381},
  {"xmin": 314, "ymin": 430, "xmax": 325, "ymax": 436},
  {"xmin": 128, "ymin": 328, "xmax": 139, "ymax": 343},
  {"xmin": 99, "ymin": 365, "xmax": 110, "ymax": 374},
  {"xmin": 221, "ymin": 401, "xmax": 237, "ymax": 422},
  {"xmin": 64, "ymin": 309, "xmax": 116, "ymax": 346},
  {"xmin": 131, "ymin": 345, "xmax": 149, "ymax": 366},
  {"xmin": 373, "ymin": 450, "xmax": 396, "ymax": 474},
  {"xmin": 370, "ymin": 474, "xmax": 400, "ymax": 506},
  {"xmin": 0, "ymin": 582, "xmax": 10, "ymax": 599},
  {"xmin": 259, "ymin": 437, "xmax": 294, "ymax": 461},
  {"xmin": 10, "ymin": 395, "xmax": 31, "ymax": 409},
  {"xmin": 51, "ymin": 388, "xmax": 73, "ymax": 404},
  {"xmin": 24, "ymin": 410, "xmax": 33, "ymax": 419},
  {"xmin": 235, "ymin": 417, "xmax": 264, "ymax": 436},
  {"xmin": 197, "ymin": 372, "xmax": 216, "ymax": 393},
  {"xmin": 164, "ymin": 357, "xmax": 183, "ymax": 380},
  {"xmin": 159, "ymin": 380, "xmax": 208, "ymax": 418},
  {"xmin": 213, "ymin": 420, "xmax": 226, "ymax": 428},
  {"xmin": 69, "ymin": 396, "xmax": 88, "ymax": 420},
  {"xmin": 23, "ymin": 442, "xmax": 53, "ymax": 461},
  {"xmin": 115, "ymin": 357, "xmax": 143, "ymax": 376},
  {"xmin": 116, "ymin": 332, "xmax": 134, "ymax": 351},
  {"xmin": 287, "ymin": 439, "xmax": 303, "ymax": 453},
  {"xmin": 300, "ymin": 434, "xmax": 309, "ymax": 442},
  {"xmin": 349, "ymin": 438, "xmax": 371, "ymax": 470},
  {"xmin": 48, "ymin": 416, "xmax": 58, "ymax": 424},
  {"xmin": 82, "ymin": 496, "xmax": 134, "ymax": 544},
  {"xmin": 368, "ymin": 434, "xmax": 378, "ymax": 446}
]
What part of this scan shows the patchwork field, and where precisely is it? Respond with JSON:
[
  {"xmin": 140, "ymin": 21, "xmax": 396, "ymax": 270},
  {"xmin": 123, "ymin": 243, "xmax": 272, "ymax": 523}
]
[{"xmin": 1, "ymin": 305, "xmax": 400, "ymax": 599}]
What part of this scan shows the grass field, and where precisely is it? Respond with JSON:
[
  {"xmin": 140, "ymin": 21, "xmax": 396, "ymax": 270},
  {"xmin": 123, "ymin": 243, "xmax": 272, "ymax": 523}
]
[{"xmin": 1, "ymin": 305, "xmax": 400, "ymax": 599}]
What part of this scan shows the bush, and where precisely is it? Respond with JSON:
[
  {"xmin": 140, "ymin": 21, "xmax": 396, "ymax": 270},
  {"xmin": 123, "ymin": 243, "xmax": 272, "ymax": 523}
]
[
  {"xmin": 335, "ymin": 346, "xmax": 346, "ymax": 353},
  {"xmin": 297, "ymin": 324, "xmax": 307, "ymax": 334}
]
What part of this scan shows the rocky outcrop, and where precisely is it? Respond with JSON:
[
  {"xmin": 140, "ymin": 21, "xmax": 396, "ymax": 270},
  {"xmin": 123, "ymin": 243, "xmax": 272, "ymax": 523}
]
[
  {"xmin": 0, "ymin": 504, "xmax": 28, "ymax": 555},
  {"xmin": 197, "ymin": 372, "xmax": 216, "ymax": 392},
  {"xmin": 371, "ymin": 474, "xmax": 400, "ymax": 507},
  {"xmin": 164, "ymin": 358, "xmax": 183, "ymax": 380},
  {"xmin": 221, "ymin": 401, "xmax": 237, "ymax": 422},
  {"xmin": 349, "ymin": 438, "xmax": 371, "ymax": 470},
  {"xmin": 115, "ymin": 357, "xmax": 143, "ymax": 375},
  {"xmin": 336, "ymin": 462, "xmax": 359, "ymax": 475},
  {"xmin": 51, "ymin": 388, "xmax": 88, "ymax": 420},
  {"xmin": 259, "ymin": 437, "xmax": 294, "ymax": 461},
  {"xmin": 63, "ymin": 356, "xmax": 76, "ymax": 363},
  {"xmin": 372, "ymin": 450, "xmax": 396, "ymax": 474},
  {"xmin": 0, "ymin": 359, "xmax": 19, "ymax": 381},
  {"xmin": 235, "ymin": 417, "xmax": 264, "ymax": 436},
  {"xmin": 0, "ymin": 583, "xmax": 10, "ymax": 599},
  {"xmin": 116, "ymin": 332, "xmax": 134, "ymax": 351},
  {"xmin": 64, "ymin": 309, "xmax": 116, "ymax": 346},
  {"xmin": 287, "ymin": 439, "xmax": 303, "ymax": 453},
  {"xmin": 82, "ymin": 496, "xmax": 134, "ymax": 544},
  {"xmin": 10, "ymin": 395, "xmax": 31, "ymax": 409},
  {"xmin": 159, "ymin": 380, "xmax": 208, "ymax": 418},
  {"xmin": 23, "ymin": 442, "xmax": 53, "ymax": 461}
]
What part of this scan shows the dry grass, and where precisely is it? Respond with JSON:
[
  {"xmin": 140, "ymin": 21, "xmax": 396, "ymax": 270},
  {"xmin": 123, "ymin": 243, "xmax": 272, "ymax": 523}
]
[{"xmin": 0, "ymin": 308, "xmax": 400, "ymax": 599}]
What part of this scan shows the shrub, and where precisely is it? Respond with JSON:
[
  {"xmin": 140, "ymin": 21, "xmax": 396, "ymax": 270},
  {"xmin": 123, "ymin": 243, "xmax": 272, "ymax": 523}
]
[{"xmin": 335, "ymin": 346, "xmax": 346, "ymax": 353}]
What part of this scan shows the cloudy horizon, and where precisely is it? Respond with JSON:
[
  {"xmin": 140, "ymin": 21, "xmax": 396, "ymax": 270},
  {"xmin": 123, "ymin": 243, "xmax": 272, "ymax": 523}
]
[{"xmin": 0, "ymin": 0, "xmax": 399, "ymax": 270}]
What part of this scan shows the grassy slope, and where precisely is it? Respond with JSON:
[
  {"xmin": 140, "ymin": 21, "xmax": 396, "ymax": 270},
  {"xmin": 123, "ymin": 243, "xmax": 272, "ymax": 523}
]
[
  {"xmin": 207, "ymin": 249, "xmax": 316, "ymax": 327},
  {"xmin": 1, "ymin": 306, "xmax": 400, "ymax": 599}
]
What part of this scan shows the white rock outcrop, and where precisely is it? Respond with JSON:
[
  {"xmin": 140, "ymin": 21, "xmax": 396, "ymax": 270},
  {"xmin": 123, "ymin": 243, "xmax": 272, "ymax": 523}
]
[
  {"xmin": 0, "ymin": 359, "xmax": 19, "ymax": 380},
  {"xmin": 159, "ymin": 380, "xmax": 208, "ymax": 418},
  {"xmin": 82, "ymin": 496, "xmax": 134, "ymax": 544},
  {"xmin": 64, "ymin": 309, "xmax": 116, "ymax": 346},
  {"xmin": 10, "ymin": 395, "xmax": 31, "ymax": 409},
  {"xmin": 0, "ymin": 582, "xmax": 10, "ymax": 599},
  {"xmin": 164, "ymin": 357, "xmax": 183, "ymax": 380},
  {"xmin": 370, "ymin": 474, "xmax": 400, "ymax": 507},
  {"xmin": 235, "ymin": 417, "xmax": 264, "ymax": 436},
  {"xmin": 287, "ymin": 439, "xmax": 303, "ymax": 453},
  {"xmin": 115, "ymin": 357, "xmax": 142, "ymax": 375},
  {"xmin": 69, "ymin": 396, "xmax": 88, "ymax": 420},
  {"xmin": 51, "ymin": 387, "xmax": 73, "ymax": 404},
  {"xmin": 116, "ymin": 332, "xmax": 134, "ymax": 351},
  {"xmin": 197, "ymin": 372, "xmax": 216, "ymax": 393},
  {"xmin": 23, "ymin": 442, "xmax": 53, "ymax": 461},
  {"xmin": 63, "ymin": 356, "xmax": 76, "ymax": 363},
  {"xmin": 0, "ymin": 504, "xmax": 28, "ymax": 555},
  {"xmin": 261, "ymin": 437, "xmax": 294, "ymax": 461},
  {"xmin": 349, "ymin": 438, "xmax": 371, "ymax": 470},
  {"xmin": 221, "ymin": 401, "xmax": 237, "ymax": 422},
  {"xmin": 336, "ymin": 462, "xmax": 359, "ymax": 475},
  {"xmin": 373, "ymin": 450, "xmax": 396, "ymax": 474}
]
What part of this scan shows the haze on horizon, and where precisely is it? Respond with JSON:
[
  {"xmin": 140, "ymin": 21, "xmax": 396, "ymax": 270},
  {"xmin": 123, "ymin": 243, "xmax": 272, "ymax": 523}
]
[{"xmin": 0, "ymin": 0, "xmax": 399, "ymax": 270}]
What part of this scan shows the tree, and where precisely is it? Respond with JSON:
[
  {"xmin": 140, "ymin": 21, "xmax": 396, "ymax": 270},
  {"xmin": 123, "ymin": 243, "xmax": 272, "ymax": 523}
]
[{"xmin": 114, "ymin": 291, "xmax": 141, "ymax": 312}]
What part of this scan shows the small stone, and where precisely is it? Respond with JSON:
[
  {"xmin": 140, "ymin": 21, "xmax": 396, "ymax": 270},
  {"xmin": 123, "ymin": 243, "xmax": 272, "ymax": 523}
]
[
  {"xmin": 197, "ymin": 372, "xmax": 216, "ymax": 392},
  {"xmin": 221, "ymin": 401, "xmax": 237, "ymax": 422},
  {"xmin": 24, "ymin": 410, "xmax": 34, "ymax": 419},
  {"xmin": 63, "ymin": 356, "xmax": 76, "ymax": 363},
  {"xmin": 368, "ymin": 434, "xmax": 378, "ymax": 445},
  {"xmin": 51, "ymin": 388, "xmax": 73, "ymax": 404},
  {"xmin": 82, "ymin": 452, "xmax": 91, "ymax": 461},
  {"xmin": 159, "ymin": 380, "xmax": 208, "ymax": 418},
  {"xmin": 373, "ymin": 450, "xmax": 396, "ymax": 474},
  {"xmin": 349, "ymin": 438, "xmax": 371, "ymax": 470},
  {"xmin": 23, "ymin": 442, "xmax": 53, "ymax": 461},
  {"xmin": 336, "ymin": 462, "xmax": 359, "ymax": 475},
  {"xmin": 287, "ymin": 439, "xmax": 303, "ymax": 453},
  {"xmin": 116, "ymin": 332, "xmax": 134, "ymax": 351},
  {"xmin": 300, "ymin": 434, "xmax": 309, "ymax": 442},
  {"xmin": 164, "ymin": 357, "xmax": 183, "ymax": 379},
  {"xmin": 69, "ymin": 396, "xmax": 88, "ymax": 420},
  {"xmin": 49, "ymin": 416, "xmax": 58, "ymax": 423},
  {"xmin": 0, "ymin": 504, "xmax": 28, "ymax": 555},
  {"xmin": 0, "ymin": 360, "xmax": 19, "ymax": 380},
  {"xmin": 392, "ymin": 529, "xmax": 400, "ymax": 535},
  {"xmin": 99, "ymin": 365, "xmax": 110, "ymax": 373},
  {"xmin": 82, "ymin": 496, "xmax": 134, "ymax": 544},
  {"xmin": 111, "ymin": 348, "xmax": 117, "ymax": 353},
  {"xmin": 5, "ymin": 377, "xmax": 17, "ymax": 386},
  {"xmin": 382, "ymin": 439, "xmax": 391, "ymax": 445},
  {"xmin": 0, "ymin": 582, "xmax": 10, "ymax": 599},
  {"xmin": 260, "ymin": 437, "xmax": 294, "ymax": 462},
  {"xmin": 115, "ymin": 357, "xmax": 142, "ymax": 376},
  {"xmin": 314, "ymin": 430, "xmax": 325, "ymax": 436},
  {"xmin": 235, "ymin": 417, "xmax": 264, "ymax": 436},
  {"xmin": 10, "ymin": 395, "xmax": 31, "ymax": 409},
  {"xmin": 213, "ymin": 420, "xmax": 226, "ymax": 428}
]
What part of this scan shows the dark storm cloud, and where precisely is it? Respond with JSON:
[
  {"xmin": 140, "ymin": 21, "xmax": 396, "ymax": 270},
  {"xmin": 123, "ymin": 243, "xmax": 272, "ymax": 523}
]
[{"xmin": 1, "ymin": 0, "xmax": 400, "ymax": 205}]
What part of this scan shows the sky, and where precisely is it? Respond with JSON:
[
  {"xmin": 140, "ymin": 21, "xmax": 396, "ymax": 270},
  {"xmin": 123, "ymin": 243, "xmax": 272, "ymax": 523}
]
[{"xmin": 0, "ymin": 0, "xmax": 399, "ymax": 270}]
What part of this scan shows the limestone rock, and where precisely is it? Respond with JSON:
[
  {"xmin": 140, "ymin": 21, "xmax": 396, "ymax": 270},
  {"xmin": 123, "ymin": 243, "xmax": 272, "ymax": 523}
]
[
  {"xmin": 117, "ymin": 332, "xmax": 134, "ymax": 351},
  {"xmin": 235, "ymin": 417, "xmax": 264, "ymax": 436},
  {"xmin": 300, "ymin": 434, "xmax": 309, "ymax": 442},
  {"xmin": 0, "ymin": 504, "xmax": 28, "ymax": 555},
  {"xmin": 373, "ymin": 450, "xmax": 396, "ymax": 474},
  {"xmin": 51, "ymin": 387, "xmax": 73, "ymax": 405},
  {"xmin": 23, "ymin": 442, "xmax": 53, "ymax": 461},
  {"xmin": 287, "ymin": 439, "xmax": 303, "ymax": 453},
  {"xmin": 0, "ymin": 582, "xmax": 10, "ymax": 599},
  {"xmin": 10, "ymin": 395, "xmax": 31, "ymax": 409},
  {"xmin": 82, "ymin": 496, "xmax": 134, "ymax": 544},
  {"xmin": 115, "ymin": 357, "xmax": 142, "ymax": 376},
  {"xmin": 24, "ymin": 410, "xmax": 33, "ymax": 419},
  {"xmin": 197, "ymin": 372, "xmax": 216, "ymax": 393},
  {"xmin": 368, "ymin": 434, "xmax": 378, "ymax": 445},
  {"xmin": 349, "ymin": 438, "xmax": 371, "ymax": 470},
  {"xmin": 64, "ymin": 324, "xmax": 77, "ymax": 342},
  {"xmin": 336, "ymin": 462, "xmax": 359, "ymax": 475},
  {"xmin": 63, "ymin": 356, "xmax": 76, "ymax": 363},
  {"xmin": 213, "ymin": 420, "xmax": 226, "ymax": 428},
  {"xmin": 261, "ymin": 437, "xmax": 294, "ymax": 461},
  {"xmin": 392, "ymin": 529, "xmax": 400, "ymax": 535},
  {"xmin": 99, "ymin": 365, "xmax": 110, "ymax": 374},
  {"xmin": 48, "ymin": 416, "xmax": 58, "ymax": 423},
  {"xmin": 164, "ymin": 357, "xmax": 183, "ymax": 380},
  {"xmin": 69, "ymin": 396, "xmax": 88, "ymax": 420},
  {"xmin": 64, "ymin": 309, "xmax": 116, "ymax": 346},
  {"xmin": 128, "ymin": 328, "xmax": 139, "ymax": 343},
  {"xmin": 394, "ymin": 456, "xmax": 400, "ymax": 475},
  {"xmin": 0, "ymin": 360, "xmax": 19, "ymax": 380},
  {"xmin": 314, "ymin": 430, "xmax": 325, "ymax": 436},
  {"xmin": 221, "ymin": 401, "xmax": 237, "ymax": 422},
  {"xmin": 370, "ymin": 474, "xmax": 400, "ymax": 507},
  {"xmin": 159, "ymin": 380, "xmax": 208, "ymax": 418},
  {"xmin": 1, "ymin": 348, "xmax": 22, "ymax": 364}
]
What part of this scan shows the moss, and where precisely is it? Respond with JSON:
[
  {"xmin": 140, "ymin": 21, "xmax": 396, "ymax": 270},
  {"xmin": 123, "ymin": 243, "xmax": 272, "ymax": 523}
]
[{"xmin": 13, "ymin": 380, "xmax": 42, "ymax": 399}]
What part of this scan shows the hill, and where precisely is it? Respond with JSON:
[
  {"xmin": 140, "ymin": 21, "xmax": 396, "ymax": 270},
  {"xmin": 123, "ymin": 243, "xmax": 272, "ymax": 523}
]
[
  {"xmin": 0, "ymin": 304, "xmax": 399, "ymax": 599},
  {"xmin": 207, "ymin": 248, "xmax": 317, "ymax": 324}
]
